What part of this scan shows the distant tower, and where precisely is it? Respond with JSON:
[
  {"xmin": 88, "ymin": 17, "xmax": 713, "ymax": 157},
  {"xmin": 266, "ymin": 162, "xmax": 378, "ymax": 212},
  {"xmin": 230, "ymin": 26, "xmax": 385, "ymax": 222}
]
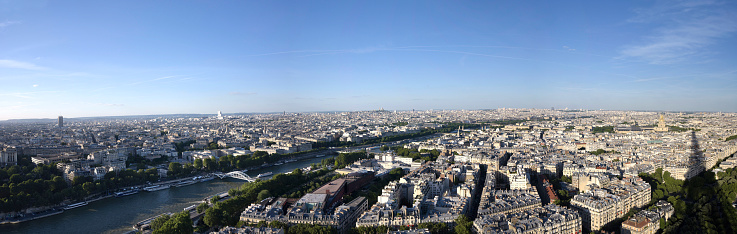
[
  {"xmin": 655, "ymin": 114, "xmax": 668, "ymax": 132},
  {"xmin": 58, "ymin": 116, "xmax": 63, "ymax": 128},
  {"xmin": 217, "ymin": 111, "xmax": 223, "ymax": 120}
]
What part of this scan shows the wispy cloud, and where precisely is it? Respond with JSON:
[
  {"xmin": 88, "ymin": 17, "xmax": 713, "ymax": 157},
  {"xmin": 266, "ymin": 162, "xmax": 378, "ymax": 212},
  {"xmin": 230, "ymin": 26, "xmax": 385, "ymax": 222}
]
[
  {"xmin": 620, "ymin": 1, "xmax": 737, "ymax": 64},
  {"xmin": 252, "ymin": 44, "xmax": 615, "ymax": 61},
  {"xmin": 0, "ymin": 59, "xmax": 45, "ymax": 70},
  {"xmin": 99, "ymin": 103, "xmax": 124, "ymax": 107},
  {"xmin": 631, "ymin": 77, "xmax": 675, "ymax": 83},
  {"xmin": 129, "ymin": 75, "xmax": 178, "ymax": 86},
  {"xmin": 629, "ymin": 70, "xmax": 737, "ymax": 83},
  {"xmin": 0, "ymin": 20, "xmax": 20, "ymax": 28}
]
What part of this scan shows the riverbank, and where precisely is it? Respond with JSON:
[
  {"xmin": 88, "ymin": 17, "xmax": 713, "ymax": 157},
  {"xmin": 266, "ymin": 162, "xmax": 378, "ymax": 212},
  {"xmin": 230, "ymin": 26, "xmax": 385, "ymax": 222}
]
[
  {"xmin": 0, "ymin": 151, "xmax": 333, "ymax": 227},
  {"xmin": 0, "ymin": 175, "xmax": 250, "ymax": 234},
  {"xmin": 0, "ymin": 209, "xmax": 63, "ymax": 225},
  {"xmin": 0, "ymin": 174, "xmax": 215, "ymax": 226}
]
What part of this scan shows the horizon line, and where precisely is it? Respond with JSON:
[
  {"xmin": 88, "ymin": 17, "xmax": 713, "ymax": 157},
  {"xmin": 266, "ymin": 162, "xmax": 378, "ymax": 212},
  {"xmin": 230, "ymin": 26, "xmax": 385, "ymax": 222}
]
[{"xmin": 1, "ymin": 108, "xmax": 732, "ymax": 122}]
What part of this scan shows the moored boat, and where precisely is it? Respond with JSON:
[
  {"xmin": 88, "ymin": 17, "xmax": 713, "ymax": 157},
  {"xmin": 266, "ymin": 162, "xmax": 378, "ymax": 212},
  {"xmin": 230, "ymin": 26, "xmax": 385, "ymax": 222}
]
[
  {"xmin": 143, "ymin": 184, "xmax": 171, "ymax": 192},
  {"xmin": 64, "ymin": 202, "xmax": 88, "ymax": 210},
  {"xmin": 256, "ymin": 172, "xmax": 273, "ymax": 178},
  {"xmin": 115, "ymin": 189, "xmax": 140, "ymax": 197},
  {"xmin": 174, "ymin": 180, "xmax": 197, "ymax": 187},
  {"xmin": 200, "ymin": 176, "xmax": 214, "ymax": 182}
]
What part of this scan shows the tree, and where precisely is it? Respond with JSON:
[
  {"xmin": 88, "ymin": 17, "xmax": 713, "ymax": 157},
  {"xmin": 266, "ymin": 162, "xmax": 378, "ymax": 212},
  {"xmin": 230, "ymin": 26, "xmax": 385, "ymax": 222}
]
[
  {"xmin": 291, "ymin": 168, "xmax": 303, "ymax": 177},
  {"xmin": 561, "ymin": 175, "xmax": 572, "ymax": 183},
  {"xmin": 82, "ymin": 182, "xmax": 95, "ymax": 195},
  {"xmin": 418, "ymin": 222, "xmax": 449, "ymax": 234},
  {"xmin": 218, "ymin": 160, "xmax": 231, "ymax": 171},
  {"xmin": 558, "ymin": 189, "xmax": 569, "ymax": 198},
  {"xmin": 204, "ymin": 206, "xmax": 225, "ymax": 227},
  {"xmin": 194, "ymin": 159, "xmax": 203, "ymax": 169},
  {"xmin": 253, "ymin": 151, "xmax": 268, "ymax": 158},
  {"xmin": 351, "ymin": 226, "xmax": 388, "ymax": 234},
  {"xmin": 72, "ymin": 176, "xmax": 91, "ymax": 186},
  {"xmin": 9, "ymin": 174, "xmax": 23, "ymax": 184},
  {"xmin": 204, "ymin": 158, "xmax": 217, "ymax": 171},
  {"xmin": 196, "ymin": 202, "xmax": 209, "ymax": 213},
  {"xmin": 168, "ymin": 162, "xmax": 182, "ymax": 176},
  {"xmin": 150, "ymin": 214, "xmax": 171, "ymax": 231},
  {"xmin": 154, "ymin": 211, "xmax": 193, "ymax": 234},
  {"xmin": 287, "ymin": 224, "xmax": 334, "ymax": 234},
  {"xmin": 257, "ymin": 190, "xmax": 271, "ymax": 201},
  {"xmin": 50, "ymin": 176, "xmax": 67, "ymax": 192},
  {"xmin": 182, "ymin": 163, "xmax": 194, "ymax": 175},
  {"xmin": 269, "ymin": 221, "xmax": 289, "ymax": 230},
  {"xmin": 655, "ymin": 168, "xmax": 664, "ymax": 182},
  {"xmin": 454, "ymin": 215, "xmax": 473, "ymax": 234}
]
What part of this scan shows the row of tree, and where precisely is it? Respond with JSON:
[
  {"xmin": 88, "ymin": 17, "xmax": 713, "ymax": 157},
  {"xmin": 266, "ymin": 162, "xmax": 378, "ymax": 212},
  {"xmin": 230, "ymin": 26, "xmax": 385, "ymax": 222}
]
[
  {"xmin": 200, "ymin": 151, "xmax": 379, "ymax": 231},
  {"xmin": 348, "ymin": 215, "xmax": 472, "ymax": 234},
  {"xmin": 591, "ymin": 126, "xmax": 615, "ymax": 133},
  {"xmin": 203, "ymin": 168, "xmax": 331, "ymax": 228},
  {"xmin": 149, "ymin": 211, "xmax": 194, "ymax": 234},
  {"xmin": 249, "ymin": 221, "xmax": 334, "ymax": 234},
  {"xmin": 191, "ymin": 151, "xmax": 312, "ymax": 174},
  {"xmin": 0, "ymin": 156, "xmax": 161, "ymax": 212},
  {"xmin": 285, "ymin": 173, "xmax": 343, "ymax": 199},
  {"xmin": 726, "ymin": 134, "xmax": 737, "ymax": 142},
  {"xmin": 312, "ymin": 123, "xmax": 481, "ymax": 149},
  {"xmin": 392, "ymin": 146, "xmax": 441, "ymax": 162},
  {"xmin": 126, "ymin": 154, "xmax": 169, "ymax": 170},
  {"xmin": 334, "ymin": 151, "xmax": 368, "ymax": 169},
  {"xmin": 588, "ymin": 149, "xmax": 620, "ymax": 155}
]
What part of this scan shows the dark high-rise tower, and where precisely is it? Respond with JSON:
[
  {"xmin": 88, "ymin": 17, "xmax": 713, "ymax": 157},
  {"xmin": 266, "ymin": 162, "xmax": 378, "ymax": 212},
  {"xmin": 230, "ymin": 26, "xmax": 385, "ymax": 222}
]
[{"xmin": 58, "ymin": 116, "xmax": 63, "ymax": 128}]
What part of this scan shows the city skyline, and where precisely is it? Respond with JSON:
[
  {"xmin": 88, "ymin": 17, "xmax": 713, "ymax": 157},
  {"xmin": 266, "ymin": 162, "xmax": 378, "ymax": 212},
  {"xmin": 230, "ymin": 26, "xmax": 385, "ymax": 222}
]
[
  {"xmin": 2, "ymin": 1, "xmax": 737, "ymax": 120},
  {"xmin": 0, "ymin": 107, "xmax": 730, "ymax": 123}
]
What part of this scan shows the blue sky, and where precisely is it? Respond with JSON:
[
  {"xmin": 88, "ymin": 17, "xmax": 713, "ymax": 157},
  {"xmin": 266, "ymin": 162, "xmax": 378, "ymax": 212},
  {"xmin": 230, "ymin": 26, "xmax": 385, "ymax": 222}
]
[{"xmin": 1, "ymin": 0, "xmax": 736, "ymax": 120}]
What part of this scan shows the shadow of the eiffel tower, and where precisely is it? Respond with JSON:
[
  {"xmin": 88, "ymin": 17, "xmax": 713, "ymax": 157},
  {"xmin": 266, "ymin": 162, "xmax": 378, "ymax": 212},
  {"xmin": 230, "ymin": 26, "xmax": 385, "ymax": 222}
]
[{"xmin": 686, "ymin": 131, "xmax": 705, "ymax": 179}]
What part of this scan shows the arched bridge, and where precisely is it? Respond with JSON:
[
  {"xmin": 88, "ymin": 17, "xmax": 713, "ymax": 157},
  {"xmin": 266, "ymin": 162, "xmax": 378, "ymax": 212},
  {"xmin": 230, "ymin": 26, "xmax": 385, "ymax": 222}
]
[{"xmin": 213, "ymin": 171, "xmax": 255, "ymax": 182}]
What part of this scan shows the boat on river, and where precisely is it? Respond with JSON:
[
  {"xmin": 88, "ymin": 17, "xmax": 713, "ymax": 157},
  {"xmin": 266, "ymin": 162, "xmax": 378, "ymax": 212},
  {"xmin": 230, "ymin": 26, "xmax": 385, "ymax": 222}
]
[
  {"xmin": 133, "ymin": 212, "xmax": 173, "ymax": 231},
  {"xmin": 199, "ymin": 175, "xmax": 214, "ymax": 182},
  {"xmin": 115, "ymin": 189, "xmax": 140, "ymax": 197},
  {"xmin": 143, "ymin": 184, "xmax": 171, "ymax": 192},
  {"xmin": 256, "ymin": 172, "xmax": 273, "ymax": 178},
  {"xmin": 64, "ymin": 202, "xmax": 88, "ymax": 210},
  {"xmin": 174, "ymin": 180, "xmax": 197, "ymax": 187}
]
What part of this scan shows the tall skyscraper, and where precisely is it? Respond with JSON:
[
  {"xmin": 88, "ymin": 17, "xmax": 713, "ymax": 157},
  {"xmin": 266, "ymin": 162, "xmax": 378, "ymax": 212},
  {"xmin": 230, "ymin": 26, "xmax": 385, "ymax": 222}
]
[{"xmin": 58, "ymin": 116, "xmax": 63, "ymax": 128}]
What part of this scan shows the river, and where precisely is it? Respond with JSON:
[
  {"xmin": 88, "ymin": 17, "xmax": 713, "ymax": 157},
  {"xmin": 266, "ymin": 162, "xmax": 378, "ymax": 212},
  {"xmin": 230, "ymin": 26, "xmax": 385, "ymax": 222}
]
[{"xmin": 0, "ymin": 156, "xmax": 330, "ymax": 234}]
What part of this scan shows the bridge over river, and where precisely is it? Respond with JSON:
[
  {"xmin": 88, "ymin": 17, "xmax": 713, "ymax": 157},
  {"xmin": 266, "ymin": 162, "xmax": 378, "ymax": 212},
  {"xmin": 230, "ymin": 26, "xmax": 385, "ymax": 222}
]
[{"xmin": 213, "ymin": 171, "xmax": 255, "ymax": 182}]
